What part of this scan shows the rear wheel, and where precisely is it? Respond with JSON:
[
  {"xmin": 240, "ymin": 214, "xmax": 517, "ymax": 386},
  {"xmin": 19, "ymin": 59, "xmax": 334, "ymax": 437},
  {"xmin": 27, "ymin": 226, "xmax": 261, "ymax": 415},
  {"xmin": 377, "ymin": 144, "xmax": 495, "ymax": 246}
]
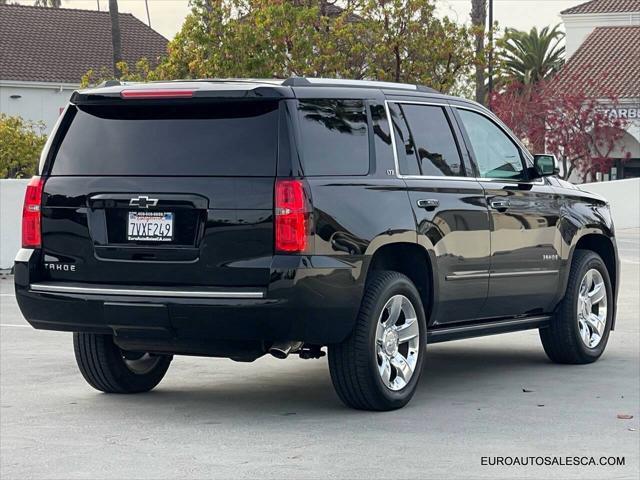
[
  {"xmin": 540, "ymin": 250, "xmax": 613, "ymax": 364},
  {"xmin": 328, "ymin": 271, "xmax": 426, "ymax": 411},
  {"xmin": 73, "ymin": 333, "xmax": 172, "ymax": 393}
]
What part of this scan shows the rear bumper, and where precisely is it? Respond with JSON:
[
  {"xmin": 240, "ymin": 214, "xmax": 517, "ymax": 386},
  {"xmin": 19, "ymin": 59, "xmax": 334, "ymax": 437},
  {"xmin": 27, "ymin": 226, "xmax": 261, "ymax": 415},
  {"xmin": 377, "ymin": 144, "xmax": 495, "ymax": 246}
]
[{"xmin": 14, "ymin": 249, "xmax": 365, "ymax": 354}]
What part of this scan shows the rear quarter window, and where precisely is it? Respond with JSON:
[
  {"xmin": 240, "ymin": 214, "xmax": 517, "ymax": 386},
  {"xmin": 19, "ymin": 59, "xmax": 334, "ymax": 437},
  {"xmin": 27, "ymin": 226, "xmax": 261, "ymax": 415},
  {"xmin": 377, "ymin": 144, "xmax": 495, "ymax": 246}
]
[
  {"xmin": 297, "ymin": 99, "xmax": 369, "ymax": 176},
  {"xmin": 49, "ymin": 101, "xmax": 279, "ymax": 176}
]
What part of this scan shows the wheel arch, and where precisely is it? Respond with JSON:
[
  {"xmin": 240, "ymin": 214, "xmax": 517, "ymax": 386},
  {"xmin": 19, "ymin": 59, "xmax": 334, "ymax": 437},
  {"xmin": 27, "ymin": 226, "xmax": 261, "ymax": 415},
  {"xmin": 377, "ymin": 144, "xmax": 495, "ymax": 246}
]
[
  {"xmin": 564, "ymin": 231, "xmax": 619, "ymax": 329},
  {"xmin": 364, "ymin": 242, "xmax": 435, "ymax": 323}
]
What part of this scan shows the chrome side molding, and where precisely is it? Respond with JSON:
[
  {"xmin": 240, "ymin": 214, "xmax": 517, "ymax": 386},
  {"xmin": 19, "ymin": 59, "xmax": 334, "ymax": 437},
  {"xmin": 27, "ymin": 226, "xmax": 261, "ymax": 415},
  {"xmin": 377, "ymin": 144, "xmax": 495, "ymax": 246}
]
[
  {"xmin": 490, "ymin": 270, "xmax": 558, "ymax": 278},
  {"xmin": 446, "ymin": 269, "xmax": 558, "ymax": 281}
]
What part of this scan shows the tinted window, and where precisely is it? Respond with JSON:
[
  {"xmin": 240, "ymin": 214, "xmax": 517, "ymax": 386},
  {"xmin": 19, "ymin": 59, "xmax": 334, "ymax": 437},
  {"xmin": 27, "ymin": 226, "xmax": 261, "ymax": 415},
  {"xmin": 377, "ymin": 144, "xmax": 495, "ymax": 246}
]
[
  {"xmin": 370, "ymin": 104, "xmax": 395, "ymax": 169},
  {"xmin": 388, "ymin": 103, "xmax": 418, "ymax": 175},
  {"xmin": 389, "ymin": 103, "xmax": 464, "ymax": 176},
  {"xmin": 458, "ymin": 109, "xmax": 524, "ymax": 180},
  {"xmin": 297, "ymin": 99, "xmax": 369, "ymax": 176},
  {"xmin": 51, "ymin": 101, "xmax": 279, "ymax": 176}
]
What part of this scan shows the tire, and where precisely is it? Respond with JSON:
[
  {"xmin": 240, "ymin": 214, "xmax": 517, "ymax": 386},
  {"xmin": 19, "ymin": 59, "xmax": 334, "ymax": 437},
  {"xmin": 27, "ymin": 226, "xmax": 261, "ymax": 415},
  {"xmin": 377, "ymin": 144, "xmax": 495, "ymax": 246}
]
[
  {"xmin": 540, "ymin": 250, "xmax": 613, "ymax": 364},
  {"xmin": 328, "ymin": 271, "xmax": 427, "ymax": 411},
  {"xmin": 73, "ymin": 332, "xmax": 172, "ymax": 393}
]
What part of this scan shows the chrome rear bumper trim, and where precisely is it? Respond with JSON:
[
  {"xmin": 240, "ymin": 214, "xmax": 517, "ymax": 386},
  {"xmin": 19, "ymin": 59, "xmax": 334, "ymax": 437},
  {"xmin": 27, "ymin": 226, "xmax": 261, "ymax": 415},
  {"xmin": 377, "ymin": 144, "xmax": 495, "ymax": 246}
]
[{"xmin": 29, "ymin": 283, "xmax": 264, "ymax": 299}]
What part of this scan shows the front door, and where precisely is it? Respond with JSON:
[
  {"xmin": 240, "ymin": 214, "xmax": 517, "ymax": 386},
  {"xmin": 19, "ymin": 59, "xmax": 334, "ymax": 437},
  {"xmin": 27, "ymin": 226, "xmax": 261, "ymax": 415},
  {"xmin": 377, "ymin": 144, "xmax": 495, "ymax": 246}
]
[
  {"xmin": 387, "ymin": 100, "xmax": 491, "ymax": 324},
  {"xmin": 454, "ymin": 107, "xmax": 562, "ymax": 318}
]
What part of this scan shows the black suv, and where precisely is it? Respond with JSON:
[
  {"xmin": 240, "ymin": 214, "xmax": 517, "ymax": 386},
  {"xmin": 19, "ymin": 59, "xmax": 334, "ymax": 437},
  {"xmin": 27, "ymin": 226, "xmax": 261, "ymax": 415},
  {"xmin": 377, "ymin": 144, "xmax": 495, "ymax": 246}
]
[{"xmin": 15, "ymin": 78, "xmax": 619, "ymax": 411}]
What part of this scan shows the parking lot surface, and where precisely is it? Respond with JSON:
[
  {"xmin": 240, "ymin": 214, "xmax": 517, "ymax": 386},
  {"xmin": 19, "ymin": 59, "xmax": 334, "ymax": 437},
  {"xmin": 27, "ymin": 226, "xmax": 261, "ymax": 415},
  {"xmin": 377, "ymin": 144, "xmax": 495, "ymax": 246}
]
[{"xmin": 1, "ymin": 229, "xmax": 638, "ymax": 479}]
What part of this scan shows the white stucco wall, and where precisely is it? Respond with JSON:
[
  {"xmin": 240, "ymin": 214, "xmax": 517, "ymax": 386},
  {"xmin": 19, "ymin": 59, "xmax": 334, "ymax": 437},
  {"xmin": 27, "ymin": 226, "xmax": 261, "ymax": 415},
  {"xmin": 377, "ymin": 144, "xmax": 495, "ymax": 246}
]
[
  {"xmin": 562, "ymin": 11, "xmax": 640, "ymax": 58},
  {"xmin": 581, "ymin": 178, "xmax": 640, "ymax": 229},
  {"xmin": 0, "ymin": 179, "xmax": 29, "ymax": 269},
  {"xmin": 0, "ymin": 81, "xmax": 77, "ymax": 134}
]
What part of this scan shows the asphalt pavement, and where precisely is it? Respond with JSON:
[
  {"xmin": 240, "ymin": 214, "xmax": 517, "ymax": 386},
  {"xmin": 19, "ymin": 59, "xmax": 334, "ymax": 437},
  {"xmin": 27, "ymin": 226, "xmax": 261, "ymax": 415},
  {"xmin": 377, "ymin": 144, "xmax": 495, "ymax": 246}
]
[{"xmin": 1, "ymin": 229, "xmax": 638, "ymax": 479}]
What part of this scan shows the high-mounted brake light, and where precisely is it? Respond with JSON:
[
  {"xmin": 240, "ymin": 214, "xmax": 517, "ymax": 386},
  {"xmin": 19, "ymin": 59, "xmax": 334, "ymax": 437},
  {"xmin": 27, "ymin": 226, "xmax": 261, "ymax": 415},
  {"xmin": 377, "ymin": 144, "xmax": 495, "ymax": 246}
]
[
  {"xmin": 275, "ymin": 180, "xmax": 310, "ymax": 253},
  {"xmin": 22, "ymin": 176, "xmax": 45, "ymax": 248},
  {"xmin": 120, "ymin": 89, "xmax": 195, "ymax": 99}
]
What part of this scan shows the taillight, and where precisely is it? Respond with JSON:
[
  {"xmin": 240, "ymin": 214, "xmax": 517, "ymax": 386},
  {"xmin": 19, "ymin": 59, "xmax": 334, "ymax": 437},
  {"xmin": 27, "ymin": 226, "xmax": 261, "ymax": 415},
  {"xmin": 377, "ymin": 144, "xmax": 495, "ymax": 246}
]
[
  {"xmin": 275, "ymin": 179, "xmax": 310, "ymax": 253},
  {"xmin": 22, "ymin": 176, "xmax": 45, "ymax": 248}
]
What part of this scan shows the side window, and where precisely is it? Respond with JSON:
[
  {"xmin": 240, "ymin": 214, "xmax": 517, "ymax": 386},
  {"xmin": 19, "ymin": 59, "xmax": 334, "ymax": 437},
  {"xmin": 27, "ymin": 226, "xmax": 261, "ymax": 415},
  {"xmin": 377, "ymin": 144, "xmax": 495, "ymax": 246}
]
[
  {"xmin": 297, "ymin": 99, "xmax": 369, "ymax": 176},
  {"xmin": 457, "ymin": 109, "xmax": 525, "ymax": 180},
  {"xmin": 388, "ymin": 103, "xmax": 419, "ymax": 175},
  {"xmin": 388, "ymin": 103, "xmax": 464, "ymax": 177},
  {"xmin": 370, "ymin": 103, "xmax": 395, "ymax": 170}
]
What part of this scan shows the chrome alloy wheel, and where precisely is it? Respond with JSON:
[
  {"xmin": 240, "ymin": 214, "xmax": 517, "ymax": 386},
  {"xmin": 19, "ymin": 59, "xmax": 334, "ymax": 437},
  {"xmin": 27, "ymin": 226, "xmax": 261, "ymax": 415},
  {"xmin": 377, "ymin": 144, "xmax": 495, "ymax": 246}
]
[
  {"xmin": 577, "ymin": 269, "xmax": 608, "ymax": 349},
  {"xmin": 375, "ymin": 295, "xmax": 420, "ymax": 391},
  {"xmin": 122, "ymin": 351, "xmax": 162, "ymax": 375}
]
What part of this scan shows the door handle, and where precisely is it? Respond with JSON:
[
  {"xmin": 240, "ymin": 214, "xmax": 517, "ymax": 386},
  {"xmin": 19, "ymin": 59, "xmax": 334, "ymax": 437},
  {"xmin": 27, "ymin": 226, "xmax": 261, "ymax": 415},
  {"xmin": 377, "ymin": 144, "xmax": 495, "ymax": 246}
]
[
  {"xmin": 490, "ymin": 199, "xmax": 510, "ymax": 211},
  {"xmin": 417, "ymin": 199, "xmax": 439, "ymax": 210}
]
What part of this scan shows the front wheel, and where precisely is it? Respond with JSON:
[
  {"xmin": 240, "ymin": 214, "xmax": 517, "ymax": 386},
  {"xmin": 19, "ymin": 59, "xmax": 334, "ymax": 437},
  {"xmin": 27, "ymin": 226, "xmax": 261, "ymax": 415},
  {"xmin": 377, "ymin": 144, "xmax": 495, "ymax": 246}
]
[
  {"xmin": 73, "ymin": 332, "xmax": 172, "ymax": 393},
  {"xmin": 329, "ymin": 271, "xmax": 427, "ymax": 411},
  {"xmin": 540, "ymin": 250, "xmax": 613, "ymax": 364}
]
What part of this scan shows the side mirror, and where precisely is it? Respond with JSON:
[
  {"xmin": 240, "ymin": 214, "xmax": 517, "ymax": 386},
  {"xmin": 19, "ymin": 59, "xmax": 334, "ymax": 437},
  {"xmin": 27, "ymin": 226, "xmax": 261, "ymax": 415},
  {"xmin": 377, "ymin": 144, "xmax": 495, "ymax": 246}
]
[{"xmin": 533, "ymin": 154, "xmax": 559, "ymax": 177}]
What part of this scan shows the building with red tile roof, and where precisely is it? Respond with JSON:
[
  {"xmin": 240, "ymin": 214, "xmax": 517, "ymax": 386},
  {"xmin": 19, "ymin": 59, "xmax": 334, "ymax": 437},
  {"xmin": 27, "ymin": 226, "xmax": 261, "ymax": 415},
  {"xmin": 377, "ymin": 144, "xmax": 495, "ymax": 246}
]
[
  {"xmin": 0, "ymin": 4, "xmax": 167, "ymax": 133},
  {"xmin": 561, "ymin": 0, "xmax": 640, "ymax": 15},
  {"xmin": 552, "ymin": 25, "xmax": 640, "ymax": 99},
  {"xmin": 558, "ymin": 0, "xmax": 640, "ymax": 180}
]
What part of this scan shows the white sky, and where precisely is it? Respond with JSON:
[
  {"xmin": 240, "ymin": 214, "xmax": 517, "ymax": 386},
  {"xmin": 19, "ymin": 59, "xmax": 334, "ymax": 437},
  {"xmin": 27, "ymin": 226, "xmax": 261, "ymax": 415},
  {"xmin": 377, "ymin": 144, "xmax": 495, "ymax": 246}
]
[{"xmin": 15, "ymin": 0, "xmax": 580, "ymax": 39}]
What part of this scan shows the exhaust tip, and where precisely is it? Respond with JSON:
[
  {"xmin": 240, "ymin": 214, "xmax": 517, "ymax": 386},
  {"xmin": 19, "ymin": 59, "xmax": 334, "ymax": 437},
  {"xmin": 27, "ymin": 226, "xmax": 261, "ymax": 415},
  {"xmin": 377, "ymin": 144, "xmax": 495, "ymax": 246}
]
[
  {"xmin": 268, "ymin": 341, "xmax": 303, "ymax": 359},
  {"xmin": 269, "ymin": 348, "xmax": 290, "ymax": 360}
]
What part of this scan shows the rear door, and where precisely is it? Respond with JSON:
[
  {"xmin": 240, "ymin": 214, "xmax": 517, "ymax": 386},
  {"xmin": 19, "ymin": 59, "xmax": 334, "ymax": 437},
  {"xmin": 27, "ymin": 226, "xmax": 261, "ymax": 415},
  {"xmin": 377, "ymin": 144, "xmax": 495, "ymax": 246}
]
[
  {"xmin": 453, "ymin": 106, "xmax": 562, "ymax": 317},
  {"xmin": 386, "ymin": 99, "xmax": 491, "ymax": 324},
  {"xmin": 41, "ymin": 98, "xmax": 283, "ymax": 287}
]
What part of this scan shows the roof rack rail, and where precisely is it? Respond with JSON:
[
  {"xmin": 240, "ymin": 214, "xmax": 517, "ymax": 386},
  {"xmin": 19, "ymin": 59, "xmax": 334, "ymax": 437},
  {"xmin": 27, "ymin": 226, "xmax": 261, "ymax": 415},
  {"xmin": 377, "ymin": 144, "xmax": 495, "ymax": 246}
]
[{"xmin": 282, "ymin": 76, "xmax": 439, "ymax": 93}]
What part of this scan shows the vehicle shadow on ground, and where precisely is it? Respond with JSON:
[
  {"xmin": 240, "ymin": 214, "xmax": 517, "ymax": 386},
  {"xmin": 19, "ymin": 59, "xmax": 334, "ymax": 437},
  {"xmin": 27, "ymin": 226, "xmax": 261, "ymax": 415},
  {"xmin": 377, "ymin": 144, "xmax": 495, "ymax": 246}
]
[
  {"xmin": 421, "ymin": 343, "xmax": 553, "ymax": 391},
  {"xmin": 82, "ymin": 342, "xmax": 571, "ymax": 421}
]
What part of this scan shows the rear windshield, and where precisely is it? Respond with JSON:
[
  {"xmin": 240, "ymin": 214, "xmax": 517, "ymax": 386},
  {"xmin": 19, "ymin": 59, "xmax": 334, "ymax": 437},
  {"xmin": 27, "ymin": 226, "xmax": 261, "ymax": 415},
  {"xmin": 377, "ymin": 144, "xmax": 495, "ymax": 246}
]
[{"xmin": 50, "ymin": 101, "xmax": 279, "ymax": 176}]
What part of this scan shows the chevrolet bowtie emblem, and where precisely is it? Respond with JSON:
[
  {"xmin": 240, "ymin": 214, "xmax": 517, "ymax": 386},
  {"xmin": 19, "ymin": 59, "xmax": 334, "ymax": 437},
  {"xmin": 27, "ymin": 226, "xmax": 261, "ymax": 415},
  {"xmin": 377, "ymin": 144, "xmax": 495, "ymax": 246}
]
[{"xmin": 129, "ymin": 196, "xmax": 159, "ymax": 209}]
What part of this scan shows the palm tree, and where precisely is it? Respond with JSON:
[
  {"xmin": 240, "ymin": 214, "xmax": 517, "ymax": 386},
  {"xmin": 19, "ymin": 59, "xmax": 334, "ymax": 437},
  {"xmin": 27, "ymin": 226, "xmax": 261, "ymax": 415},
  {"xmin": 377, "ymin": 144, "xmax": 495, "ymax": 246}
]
[
  {"xmin": 499, "ymin": 25, "xmax": 565, "ymax": 85},
  {"xmin": 109, "ymin": 0, "xmax": 122, "ymax": 78}
]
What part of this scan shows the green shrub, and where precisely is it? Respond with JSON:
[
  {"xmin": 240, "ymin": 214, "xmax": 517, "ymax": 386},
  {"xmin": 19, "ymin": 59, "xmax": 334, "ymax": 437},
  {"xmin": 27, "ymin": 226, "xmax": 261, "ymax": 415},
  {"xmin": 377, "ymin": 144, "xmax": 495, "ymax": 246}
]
[{"xmin": 0, "ymin": 114, "xmax": 47, "ymax": 179}]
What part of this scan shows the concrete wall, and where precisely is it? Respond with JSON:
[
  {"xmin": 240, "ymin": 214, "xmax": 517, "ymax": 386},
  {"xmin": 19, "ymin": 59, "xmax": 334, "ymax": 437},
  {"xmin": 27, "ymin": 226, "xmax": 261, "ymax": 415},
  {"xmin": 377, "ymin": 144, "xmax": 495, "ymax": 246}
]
[
  {"xmin": 0, "ymin": 179, "xmax": 28, "ymax": 269},
  {"xmin": 0, "ymin": 178, "xmax": 638, "ymax": 270},
  {"xmin": 0, "ymin": 82, "xmax": 77, "ymax": 134},
  {"xmin": 581, "ymin": 178, "xmax": 640, "ymax": 229}
]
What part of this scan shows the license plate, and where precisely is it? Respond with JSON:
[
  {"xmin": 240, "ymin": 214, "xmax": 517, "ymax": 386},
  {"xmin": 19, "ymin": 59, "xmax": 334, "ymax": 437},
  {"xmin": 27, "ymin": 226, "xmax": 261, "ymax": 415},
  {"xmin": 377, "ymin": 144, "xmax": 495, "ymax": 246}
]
[{"xmin": 127, "ymin": 211, "xmax": 173, "ymax": 242}]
